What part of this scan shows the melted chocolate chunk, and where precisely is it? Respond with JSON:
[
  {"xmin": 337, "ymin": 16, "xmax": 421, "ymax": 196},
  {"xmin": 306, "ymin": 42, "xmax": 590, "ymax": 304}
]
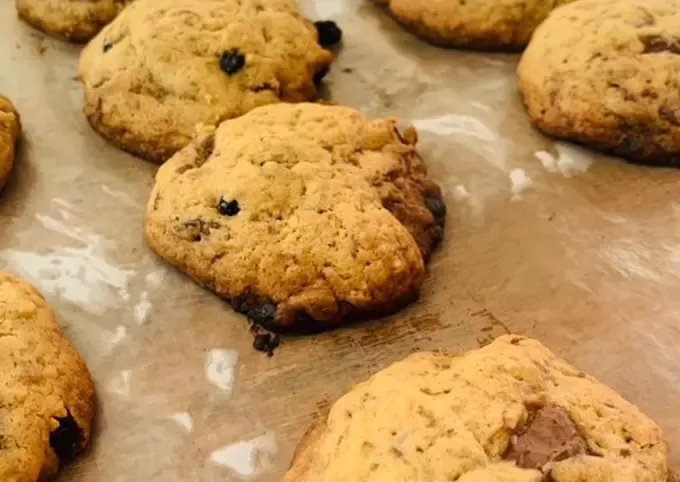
[
  {"xmin": 314, "ymin": 20, "xmax": 343, "ymax": 47},
  {"xmin": 217, "ymin": 198, "xmax": 240, "ymax": 216},
  {"xmin": 49, "ymin": 412, "xmax": 84, "ymax": 466},
  {"xmin": 505, "ymin": 406, "xmax": 587, "ymax": 471},
  {"xmin": 640, "ymin": 35, "xmax": 680, "ymax": 55},
  {"xmin": 220, "ymin": 49, "xmax": 246, "ymax": 75}
]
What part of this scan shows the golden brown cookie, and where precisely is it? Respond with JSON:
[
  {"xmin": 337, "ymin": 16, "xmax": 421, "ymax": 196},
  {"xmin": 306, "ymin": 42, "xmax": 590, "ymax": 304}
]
[
  {"xmin": 283, "ymin": 335, "xmax": 670, "ymax": 482},
  {"xmin": 16, "ymin": 0, "xmax": 131, "ymax": 42},
  {"xmin": 518, "ymin": 0, "xmax": 680, "ymax": 165},
  {"xmin": 0, "ymin": 272, "xmax": 95, "ymax": 482},
  {"xmin": 371, "ymin": 0, "xmax": 578, "ymax": 50},
  {"xmin": 0, "ymin": 94, "xmax": 20, "ymax": 193},
  {"xmin": 144, "ymin": 103, "xmax": 445, "ymax": 332},
  {"xmin": 78, "ymin": 0, "xmax": 336, "ymax": 164}
]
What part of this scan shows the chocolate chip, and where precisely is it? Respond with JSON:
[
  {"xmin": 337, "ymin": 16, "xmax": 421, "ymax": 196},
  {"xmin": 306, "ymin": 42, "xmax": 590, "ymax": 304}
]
[
  {"xmin": 313, "ymin": 65, "xmax": 330, "ymax": 86},
  {"xmin": 219, "ymin": 49, "xmax": 246, "ymax": 75},
  {"xmin": 49, "ymin": 412, "xmax": 84, "ymax": 466},
  {"xmin": 103, "ymin": 42, "xmax": 113, "ymax": 53},
  {"xmin": 314, "ymin": 20, "xmax": 343, "ymax": 47},
  {"xmin": 424, "ymin": 196, "xmax": 446, "ymax": 225},
  {"xmin": 253, "ymin": 332, "xmax": 280, "ymax": 356},
  {"xmin": 217, "ymin": 197, "xmax": 240, "ymax": 216}
]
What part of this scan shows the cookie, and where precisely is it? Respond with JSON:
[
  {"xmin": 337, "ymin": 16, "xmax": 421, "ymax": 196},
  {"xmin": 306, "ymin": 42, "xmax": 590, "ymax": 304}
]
[
  {"xmin": 78, "ymin": 0, "xmax": 336, "ymax": 164},
  {"xmin": 518, "ymin": 0, "xmax": 680, "ymax": 165},
  {"xmin": 16, "ymin": 0, "xmax": 131, "ymax": 42},
  {"xmin": 283, "ymin": 335, "xmax": 671, "ymax": 481},
  {"xmin": 371, "ymin": 0, "xmax": 578, "ymax": 50},
  {"xmin": 144, "ymin": 103, "xmax": 445, "ymax": 332},
  {"xmin": 0, "ymin": 94, "xmax": 20, "ymax": 193},
  {"xmin": 0, "ymin": 273, "xmax": 95, "ymax": 482}
]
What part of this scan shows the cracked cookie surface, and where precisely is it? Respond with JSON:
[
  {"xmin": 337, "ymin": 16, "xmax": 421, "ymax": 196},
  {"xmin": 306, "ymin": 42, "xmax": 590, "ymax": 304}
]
[
  {"xmin": 144, "ymin": 103, "xmax": 444, "ymax": 332},
  {"xmin": 371, "ymin": 0, "xmax": 578, "ymax": 50},
  {"xmin": 78, "ymin": 0, "xmax": 334, "ymax": 163},
  {"xmin": 518, "ymin": 0, "xmax": 680, "ymax": 165},
  {"xmin": 0, "ymin": 94, "xmax": 20, "ymax": 193},
  {"xmin": 16, "ymin": 0, "xmax": 131, "ymax": 41},
  {"xmin": 283, "ymin": 335, "xmax": 670, "ymax": 482},
  {"xmin": 0, "ymin": 272, "xmax": 94, "ymax": 482}
]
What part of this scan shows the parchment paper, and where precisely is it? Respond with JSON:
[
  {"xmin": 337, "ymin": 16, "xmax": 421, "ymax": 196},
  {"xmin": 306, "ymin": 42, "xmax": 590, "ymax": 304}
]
[{"xmin": 0, "ymin": 0, "xmax": 678, "ymax": 480}]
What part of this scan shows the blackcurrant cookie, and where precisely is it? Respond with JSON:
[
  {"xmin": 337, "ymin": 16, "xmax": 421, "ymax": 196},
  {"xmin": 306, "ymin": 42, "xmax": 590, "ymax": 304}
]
[
  {"xmin": 78, "ymin": 0, "xmax": 336, "ymax": 163},
  {"xmin": 0, "ymin": 94, "xmax": 20, "ymax": 193},
  {"xmin": 0, "ymin": 272, "xmax": 95, "ymax": 481},
  {"xmin": 16, "ymin": 0, "xmax": 131, "ymax": 42},
  {"xmin": 144, "ymin": 103, "xmax": 445, "ymax": 332}
]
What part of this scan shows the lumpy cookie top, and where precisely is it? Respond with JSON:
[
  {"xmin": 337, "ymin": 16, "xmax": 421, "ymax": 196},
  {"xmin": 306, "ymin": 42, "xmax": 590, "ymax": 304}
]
[
  {"xmin": 16, "ymin": 0, "xmax": 131, "ymax": 42},
  {"xmin": 0, "ymin": 94, "xmax": 20, "ymax": 191},
  {"xmin": 518, "ymin": 0, "xmax": 680, "ymax": 163},
  {"xmin": 0, "ymin": 272, "xmax": 94, "ymax": 482},
  {"xmin": 144, "ymin": 103, "xmax": 444, "ymax": 331},
  {"xmin": 283, "ymin": 335, "xmax": 669, "ymax": 482},
  {"xmin": 78, "ymin": 0, "xmax": 334, "ymax": 163},
  {"xmin": 371, "ymin": 0, "xmax": 577, "ymax": 49}
]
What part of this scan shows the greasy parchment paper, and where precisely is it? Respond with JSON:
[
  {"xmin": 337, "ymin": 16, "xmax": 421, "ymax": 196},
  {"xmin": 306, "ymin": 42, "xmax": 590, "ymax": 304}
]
[{"xmin": 1, "ymin": 0, "xmax": 679, "ymax": 480}]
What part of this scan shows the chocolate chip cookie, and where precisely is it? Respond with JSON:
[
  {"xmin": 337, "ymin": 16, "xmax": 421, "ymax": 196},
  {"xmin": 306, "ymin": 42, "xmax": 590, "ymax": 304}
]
[
  {"xmin": 0, "ymin": 94, "xmax": 20, "ymax": 193},
  {"xmin": 16, "ymin": 0, "xmax": 131, "ymax": 42},
  {"xmin": 144, "ymin": 103, "xmax": 445, "ymax": 332},
  {"xmin": 371, "ymin": 0, "xmax": 577, "ymax": 50},
  {"xmin": 283, "ymin": 335, "xmax": 670, "ymax": 481},
  {"xmin": 518, "ymin": 0, "xmax": 680, "ymax": 165},
  {"xmin": 78, "ymin": 0, "xmax": 336, "ymax": 164},
  {"xmin": 0, "ymin": 272, "xmax": 95, "ymax": 482}
]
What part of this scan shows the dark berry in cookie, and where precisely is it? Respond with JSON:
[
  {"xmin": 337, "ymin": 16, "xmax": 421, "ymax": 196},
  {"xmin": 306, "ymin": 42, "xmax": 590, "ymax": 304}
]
[
  {"xmin": 313, "ymin": 66, "xmax": 330, "ymax": 85},
  {"xmin": 217, "ymin": 197, "xmax": 240, "ymax": 216},
  {"xmin": 248, "ymin": 302, "xmax": 277, "ymax": 326},
  {"xmin": 314, "ymin": 20, "xmax": 343, "ymax": 47},
  {"xmin": 424, "ymin": 196, "xmax": 446, "ymax": 226},
  {"xmin": 253, "ymin": 332, "xmax": 280, "ymax": 356},
  {"xmin": 220, "ymin": 49, "xmax": 246, "ymax": 75},
  {"xmin": 49, "ymin": 412, "xmax": 84, "ymax": 466}
]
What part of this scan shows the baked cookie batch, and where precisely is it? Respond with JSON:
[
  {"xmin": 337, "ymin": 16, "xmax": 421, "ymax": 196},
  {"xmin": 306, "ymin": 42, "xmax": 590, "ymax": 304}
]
[{"xmin": 1, "ymin": 0, "xmax": 678, "ymax": 480}]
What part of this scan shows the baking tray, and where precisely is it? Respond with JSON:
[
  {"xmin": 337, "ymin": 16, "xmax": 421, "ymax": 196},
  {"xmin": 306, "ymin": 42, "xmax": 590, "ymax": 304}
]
[{"xmin": 1, "ymin": 0, "xmax": 678, "ymax": 480}]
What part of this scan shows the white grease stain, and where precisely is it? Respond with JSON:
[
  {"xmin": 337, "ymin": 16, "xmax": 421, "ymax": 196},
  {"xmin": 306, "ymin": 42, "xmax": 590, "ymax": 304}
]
[
  {"xmin": 535, "ymin": 143, "xmax": 593, "ymax": 178},
  {"xmin": 205, "ymin": 349, "xmax": 239, "ymax": 392},
  {"xmin": 453, "ymin": 184, "xmax": 470, "ymax": 200},
  {"xmin": 509, "ymin": 168, "xmax": 533, "ymax": 198},
  {"xmin": 413, "ymin": 114, "xmax": 495, "ymax": 140},
  {"xmin": 210, "ymin": 432, "xmax": 278, "ymax": 477},
  {"xmin": 169, "ymin": 412, "xmax": 194, "ymax": 434},
  {"xmin": 134, "ymin": 291, "xmax": 152, "ymax": 325},
  {"xmin": 107, "ymin": 370, "xmax": 132, "ymax": 397}
]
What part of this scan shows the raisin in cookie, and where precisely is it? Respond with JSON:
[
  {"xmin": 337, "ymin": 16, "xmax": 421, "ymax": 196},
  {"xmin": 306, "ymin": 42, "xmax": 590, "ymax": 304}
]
[
  {"xmin": 371, "ymin": 0, "xmax": 578, "ymax": 50},
  {"xmin": 518, "ymin": 0, "xmax": 680, "ymax": 165},
  {"xmin": 78, "ymin": 0, "xmax": 335, "ymax": 164},
  {"xmin": 0, "ymin": 273, "xmax": 95, "ymax": 482},
  {"xmin": 144, "ymin": 103, "xmax": 445, "ymax": 332},
  {"xmin": 16, "ymin": 0, "xmax": 131, "ymax": 42},
  {"xmin": 0, "ymin": 94, "xmax": 20, "ymax": 193},
  {"xmin": 283, "ymin": 335, "xmax": 670, "ymax": 482}
]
